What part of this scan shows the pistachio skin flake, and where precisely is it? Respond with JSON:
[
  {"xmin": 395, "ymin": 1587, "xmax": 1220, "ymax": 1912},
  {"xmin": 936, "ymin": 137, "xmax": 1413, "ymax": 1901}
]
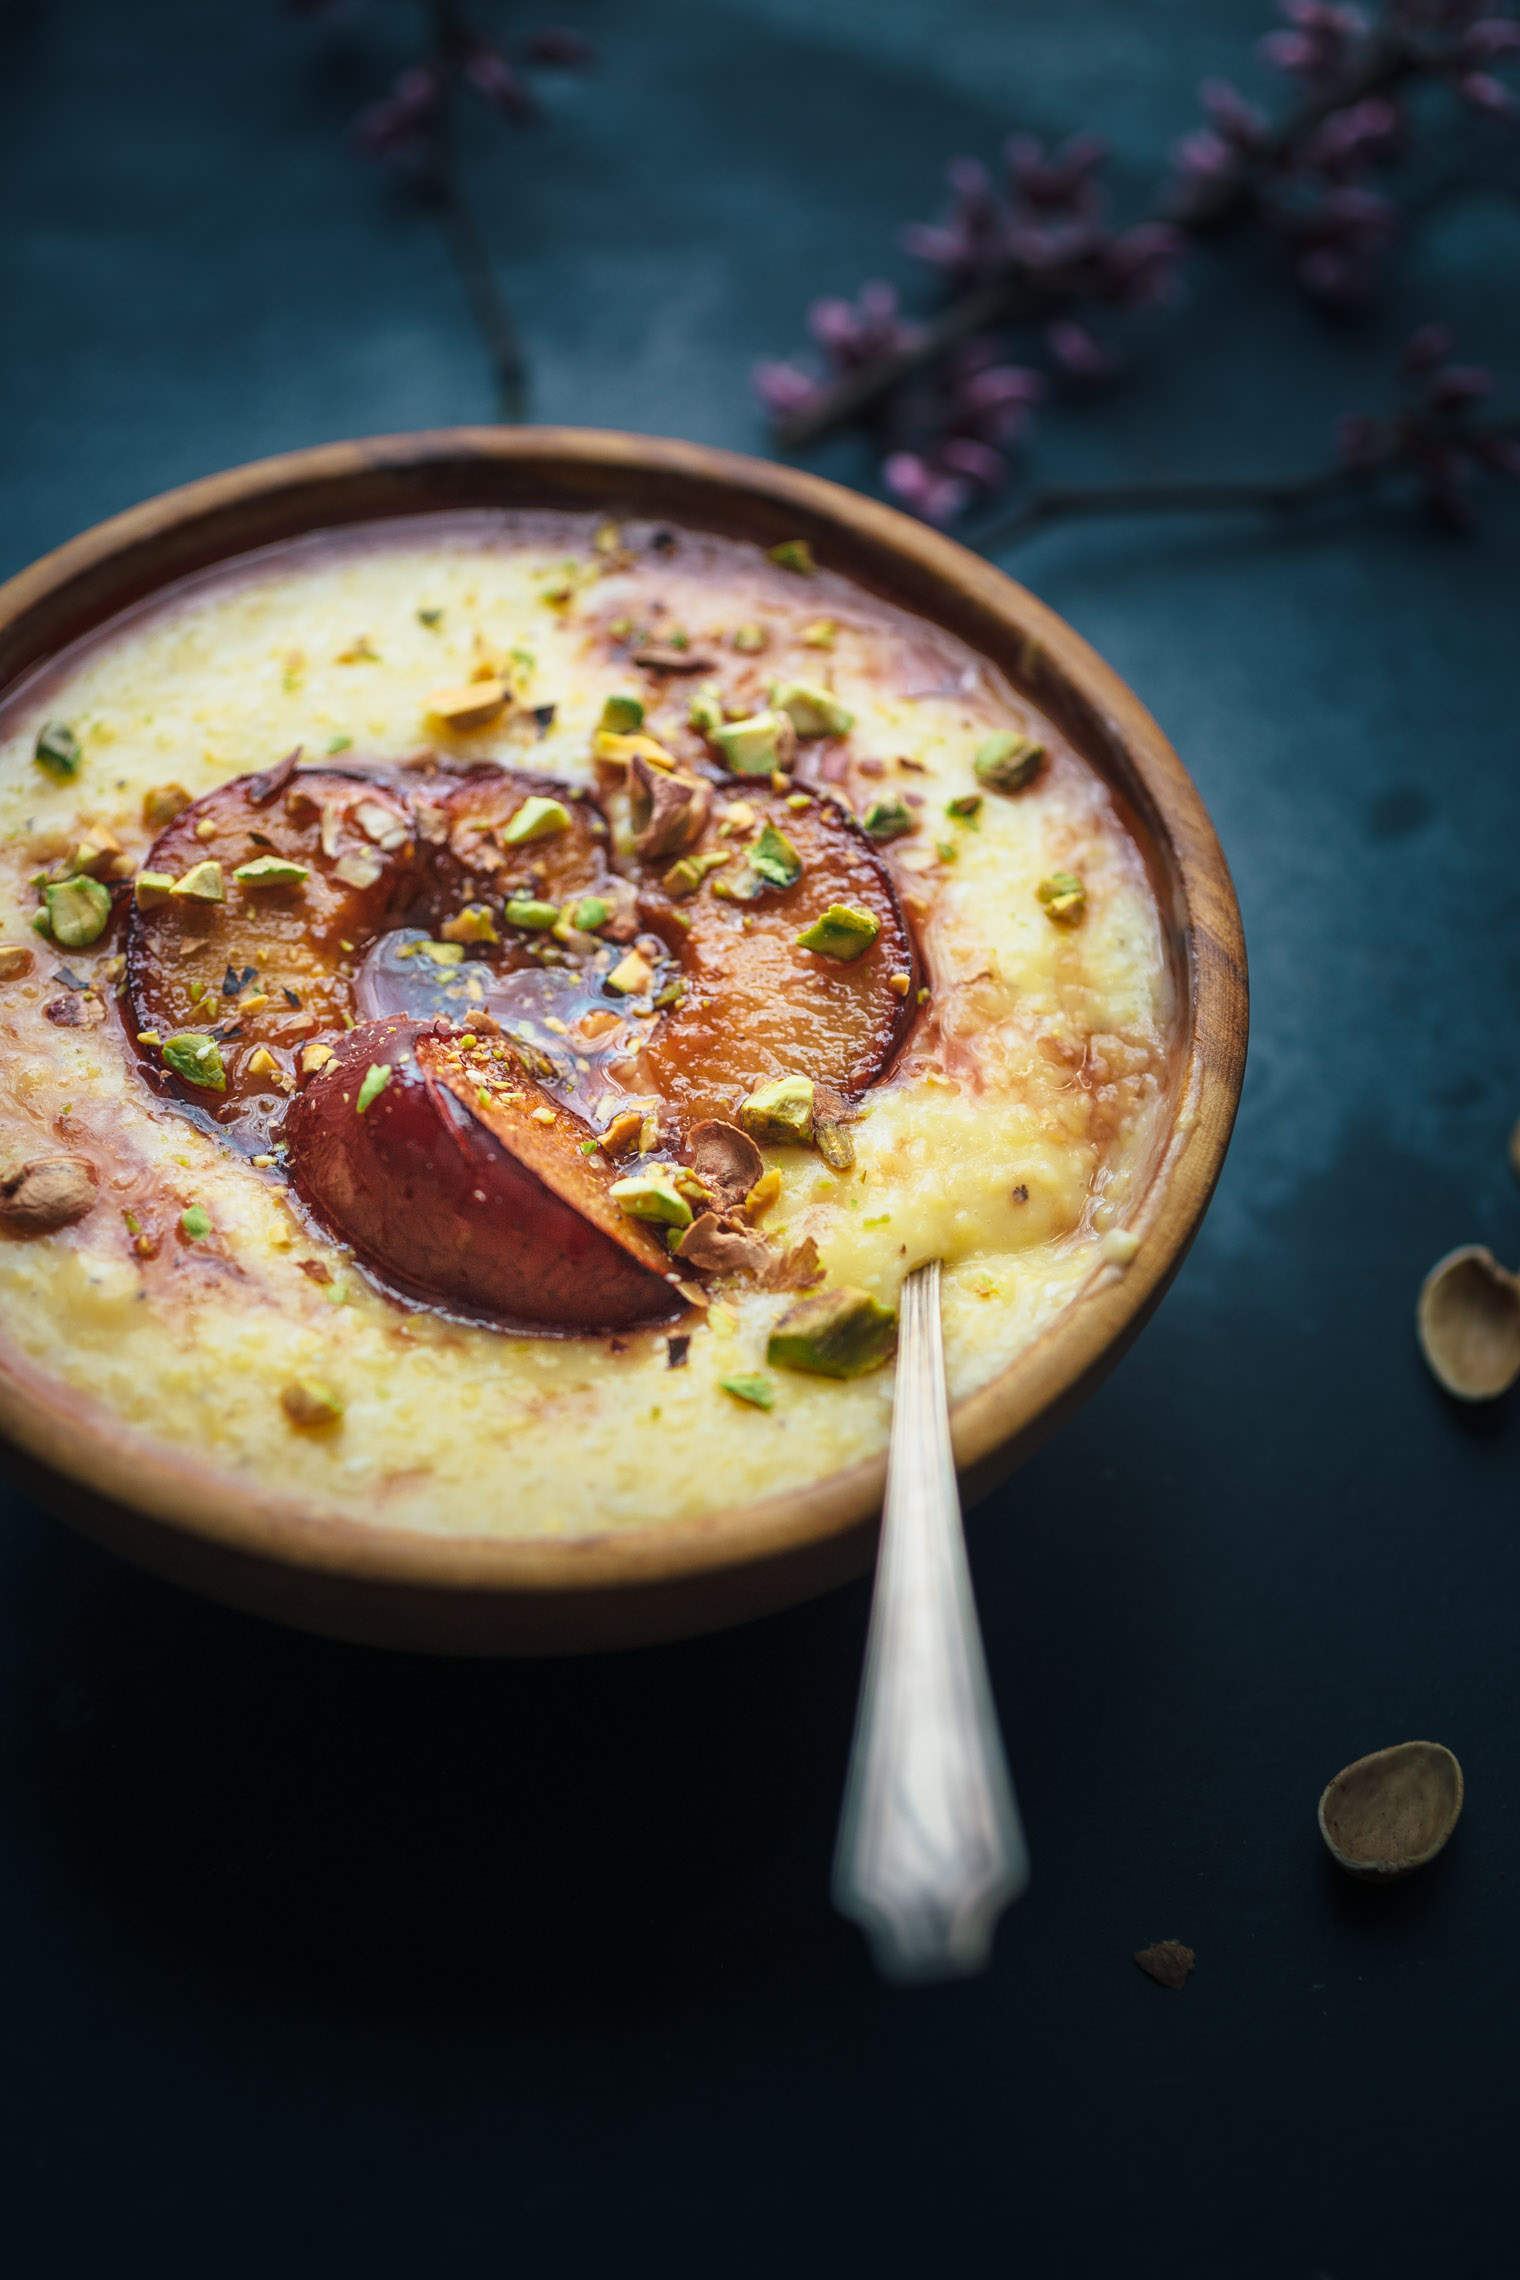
[
  {"xmin": 750, "ymin": 822, "xmax": 804, "ymax": 889},
  {"xmin": 233, "ymin": 855, "xmax": 311, "ymax": 888},
  {"xmin": 974, "ymin": 730, "xmax": 1045, "ymax": 795},
  {"xmin": 767, "ymin": 538, "xmax": 816, "ymax": 575},
  {"xmin": 769, "ymin": 681, "xmax": 854, "ymax": 739},
  {"xmin": 598, "ymin": 693, "xmax": 645, "ymax": 733},
  {"xmin": 162, "ymin": 1032, "xmax": 228, "ymax": 1092},
  {"xmin": 1037, "ymin": 871, "xmax": 1087, "ymax": 925},
  {"xmin": 720, "ymin": 1372, "xmax": 775, "ymax": 1410},
  {"xmin": 169, "ymin": 858, "xmax": 225, "ymax": 904},
  {"xmin": 815, "ymin": 1117, "xmax": 856, "ymax": 1172},
  {"xmin": 795, "ymin": 903, "xmax": 881, "ymax": 961},
  {"xmin": 740, "ymin": 1073, "xmax": 815, "ymax": 1146},
  {"xmin": 355, "ymin": 1062, "xmax": 393, "ymax": 1115},
  {"xmin": 713, "ymin": 709, "xmax": 797, "ymax": 778},
  {"xmin": 43, "ymin": 875, "xmax": 112, "ymax": 949},
  {"xmin": 609, "ymin": 1171, "xmax": 694, "ymax": 1230},
  {"xmin": 768, "ymin": 1285, "xmax": 898, "ymax": 1378},
  {"xmin": 34, "ymin": 721, "xmax": 81, "ymax": 781},
  {"xmin": 501, "ymin": 794, "xmax": 572, "ymax": 846},
  {"xmin": 861, "ymin": 796, "xmax": 915, "ymax": 843},
  {"xmin": 505, "ymin": 898, "xmax": 560, "ymax": 931},
  {"xmin": 280, "ymin": 1378, "xmax": 344, "ymax": 1429},
  {"xmin": 179, "ymin": 1204, "xmax": 212, "ymax": 1239}
]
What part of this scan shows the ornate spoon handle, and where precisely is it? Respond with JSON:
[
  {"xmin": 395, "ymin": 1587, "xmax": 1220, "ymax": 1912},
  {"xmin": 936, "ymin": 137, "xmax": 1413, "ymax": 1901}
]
[{"xmin": 832, "ymin": 1259, "xmax": 1029, "ymax": 1981}]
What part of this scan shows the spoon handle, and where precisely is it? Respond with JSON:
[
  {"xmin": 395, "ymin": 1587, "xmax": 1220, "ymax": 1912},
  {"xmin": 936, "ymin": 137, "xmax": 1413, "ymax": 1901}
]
[{"xmin": 832, "ymin": 1259, "xmax": 1030, "ymax": 1981}]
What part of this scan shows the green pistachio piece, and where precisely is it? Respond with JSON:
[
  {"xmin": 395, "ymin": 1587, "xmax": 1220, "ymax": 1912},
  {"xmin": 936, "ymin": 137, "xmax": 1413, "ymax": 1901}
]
[
  {"xmin": 713, "ymin": 709, "xmax": 796, "ymax": 778},
  {"xmin": 501, "ymin": 795, "xmax": 572, "ymax": 846},
  {"xmin": 355, "ymin": 1062, "xmax": 393, "ymax": 1114},
  {"xmin": 417, "ymin": 607, "xmax": 444, "ymax": 629},
  {"xmin": 688, "ymin": 685, "xmax": 725, "ymax": 737},
  {"xmin": 34, "ymin": 721, "xmax": 81, "ymax": 781},
  {"xmin": 233, "ymin": 855, "xmax": 310, "ymax": 887},
  {"xmin": 795, "ymin": 903, "xmax": 880, "ymax": 961},
  {"xmin": 572, "ymin": 895, "xmax": 610, "ymax": 932},
  {"xmin": 170, "ymin": 859, "xmax": 225, "ymax": 904},
  {"xmin": 162, "ymin": 1032, "xmax": 227, "ymax": 1092},
  {"xmin": 946, "ymin": 793, "xmax": 983, "ymax": 819},
  {"xmin": 974, "ymin": 730, "xmax": 1045, "ymax": 795},
  {"xmin": 861, "ymin": 796, "xmax": 915, "ymax": 843},
  {"xmin": 504, "ymin": 897, "xmax": 561, "ymax": 931},
  {"xmin": 767, "ymin": 1285, "xmax": 898, "ymax": 1379},
  {"xmin": 1037, "ymin": 871, "xmax": 1086, "ymax": 925},
  {"xmin": 599, "ymin": 693, "xmax": 645, "ymax": 733},
  {"xmin": 769, "ymin": 680, "xmax": 854, "ymax": 739},
  {"xmin": 609, "ymin": 1171, "xmax": 694, "ymax": 1230},
  {"xmin": 440, "ymin": 904, "xmax": 499, "ymax": 945},
  {"xmin": 731, "ymin": 623, "xmax": 767, "ymax": 654},
  {"xmin": 42, "ymin": 875, "xmax": 112, "ymax": 948},
  {"xmin": 740, "ymin": 1073, "xmax": 815, "ymax": 1146},
  {"xmin": 179, "ymin": 1205, "xmax": 212, "ymax": 1239},
  {"xmin": 750, "ymin": 822, "xmax": 803, "ymax": 889},
  {"xmin": 768, "ymin": 539, "xmax": 816, "ymax": 575},
  {"xmin": 416, "ymin": 939, "xmax": 466, "ymax": 965},
  {"xmin": 134, "ymin": 871, "xmax": 177, "ymax": 910},
  {"xmin": 720, "ymin": 1373, "xmax": 775, "ymax": 1410}
]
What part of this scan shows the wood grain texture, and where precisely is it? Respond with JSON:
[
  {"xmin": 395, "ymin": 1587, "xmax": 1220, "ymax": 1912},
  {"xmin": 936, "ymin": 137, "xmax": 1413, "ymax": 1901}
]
[{"xmin": 0, "ymin": 428, "xmax": 1249, "ymax": 1653}]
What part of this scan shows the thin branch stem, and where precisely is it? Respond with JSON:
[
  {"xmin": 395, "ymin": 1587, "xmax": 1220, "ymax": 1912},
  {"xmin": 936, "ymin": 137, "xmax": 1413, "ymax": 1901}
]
[
  {"xmin": 426, "ymin": 0, "xmax": 529, "ymax": 424},
  {"xmin": 773, "ymin": 30, "xmax": 1419, "ymax": 451}
]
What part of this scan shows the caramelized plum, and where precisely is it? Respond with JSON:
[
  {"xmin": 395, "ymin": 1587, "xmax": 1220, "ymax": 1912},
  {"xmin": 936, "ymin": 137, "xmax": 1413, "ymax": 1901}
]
[
  {"xmin": 629, "ymin": 788, "xmax": 918, "ymax": 1127},
  {"xmin": 286, "ymin": 1020, "xmax": 687, "ymax": 1331}
]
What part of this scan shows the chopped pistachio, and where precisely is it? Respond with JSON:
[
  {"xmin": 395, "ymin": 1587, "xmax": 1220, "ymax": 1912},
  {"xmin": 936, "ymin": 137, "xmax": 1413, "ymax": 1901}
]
[
  {"xmin": 795, "ymin": 904, "xmax": 880, "ymax": 961},
  {"xmin": 505, "ymin": 897, "xmax": 560, "ymax": 931},
  {"xmin": 179, "ymin": 1204, "xmax": 212, "ymax": 1240},
  {"xmin": 745, "ymin": 1166, "xmax": 782, "ymax": 1219},
  {"xmin": 137, "ymin": 1030, "xmax": 161, "ymax": 1047},
  {"xmin": 355, "ymin": 1063, "xmax": 392, "ymax": 1114},
  {"xmin": 936, "ymin": 838, "xmax": 958, "ymax": 863},
  {"xmin": 770, "ymin": 680, "xmax": 854, "ymax": 739},
  {"xmin": 946, "ymin": 792, "xmax": 983, "ymax": 820},
  {"xmin": 281, "ymin": 1378, "xmax": 344, "ymax": 1428},
  {"xmin": 0, "ymin": 944, "xmax": 34, "ymax": 981},
  {"xmin": 169, "ymin": 859, "xmax": 225, "ymax": 904},
  {"xmin": 247, "ymin": 1047, "xmax": 279, "ymax": 1077},
  {"xmin": 572, "ymin": 895, "xmax": 610, "ymax": 932},
  {"xmin": 609, "ymin": 1170, "xmax": 693, "ymax": 1229},
  {"xmin": 718, "ymin": 802, "xmax": 756, "ymax": 837},
  {"xmin": 768, "ymin": 1285, "xmax": 897, "ymax": 1378},
  {"xmin": 301, "ymin": 1041, "xmax": 335, "ymax": 1075},
  {"xmin": 731, "ymin": 623, "xmax": 768, "ymax": 654},
  {"xmin": 720, "ymin": 1373, "xmax": 775, "ymax": 1410},
  {"xmin": 599, "ymin": 693, "xmax": 645, "ymax": 733},
  {"xmin": 662, "ymin": 851, "xmax": 728, "ymax": 898},
  {"xmin": 688, "ymin": 685, "xmax": 725, "ymax": 737},
  {"xmin": 974, "ymin": 730, "xmax": 1045, "ymax": 795},
  {"xmin": 801, "ymin": 619, "xmax": 837, "ymax": 650},
  {"xmin": 417, "ymin": 606, "xmax": 444, "ymax": 628},
  {"xmin": 887, "ymin": 971, "xmax": 912, "ymax": 997},
  {"xmin": 234, "ymin": 854, "xmax": 310, "ymax": 888},
  {"xmin": 417, "ymin": 939, "xmax": 465, "ymax": 965},
  {"xmin": 427, "ymin": 678, "xmax": 510, "ymax": 730},
  {"xmin": 606, "ymin": 949, "xmax": 656, "ymax": 996},
  {"xmin": 134, "ymin": 870, "xmax": 174, "ymax": 912},
  {"xmin": 599, "ymin": 1108, "xmax": 644, "ymax": 1157},
  {"xmin": 140, "ymin": 783, "xmax": 191, "ymax": 829},
  {"xmin": 815, "ymin": 1118, "xmax": 856, "ymax": 1171},
  {"xmin": 502, "ymin": 794, "xmax": 572, "ymax": 846},
  {"xmin": 193, "ymin": 818, "xmax": 219, "ymax": 844},
  {"xmin": 531, "ymin": 1105, "xmax": 556, "ymax": 1126},
  {"xmin": 44, "ymin": 875, "xmax": 112, "ymax": 948},
  {"xmin": 714, "ymin": 709, "xmax": 797, "ymax": 777},
  {"xmin": 441, "ymin": 904, "xmax": 499, "ymax": 945},
  {"xmin": 750, "ymin": 822, "xmax": 804, "ymax": 889},
  {"xmin": 162, "ymin": 1032, "xmax": 228, "ymax": 1092},
  {"xmin": 768, "ymin": 539, "xmax": 816, "ymax": 575},
  {"xmin": 34, "ymin": 721, "xmax": 81, "ymax": 781},
  {"xmin": 861, "ymin": 796, "xmax": 915, "ymax": 843},
  {"xmin": 740, "ymin": 1073, "xmax": 815, "ymax": 1146},
  {"xmin": 327, "ymin": 734, "xmax": 353, "ymax": 755},
  {"xmin": 593, "ymin": 729, "xmax": 677, "ymax": 771},
  {"xmin": 1037, "ymin": 871, "xmax": 1086, "ymax": 925}
]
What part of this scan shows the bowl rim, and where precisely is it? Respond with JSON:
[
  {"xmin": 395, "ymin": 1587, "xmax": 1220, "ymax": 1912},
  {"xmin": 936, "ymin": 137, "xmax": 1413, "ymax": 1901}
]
[{"xmin": 0, "ymin": 426, "xmax": 1248, "ymax": 1637}]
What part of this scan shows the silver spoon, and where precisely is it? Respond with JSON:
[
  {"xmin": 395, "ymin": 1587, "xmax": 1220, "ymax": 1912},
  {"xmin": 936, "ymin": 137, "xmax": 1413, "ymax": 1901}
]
[{"xmin": 832, "ymin": 1259, "xmax": 1029, "ymax": 1981}]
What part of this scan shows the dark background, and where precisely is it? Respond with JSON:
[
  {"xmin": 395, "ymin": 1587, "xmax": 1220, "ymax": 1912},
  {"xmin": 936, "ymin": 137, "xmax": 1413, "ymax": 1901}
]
[{"xmin": 3, "ymin": 3, "xmax": 1519, "ymax": 2274}]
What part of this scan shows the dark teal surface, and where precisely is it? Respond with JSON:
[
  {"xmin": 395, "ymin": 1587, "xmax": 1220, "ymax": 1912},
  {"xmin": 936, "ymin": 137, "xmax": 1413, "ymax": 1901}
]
[{"xmin": 2, "ymin": 4, "xmax": 1519, "ymax": 2274}]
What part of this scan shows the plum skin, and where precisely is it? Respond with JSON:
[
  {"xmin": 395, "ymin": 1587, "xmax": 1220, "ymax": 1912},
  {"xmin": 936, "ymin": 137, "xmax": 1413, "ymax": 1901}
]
[{"xmin": 286, "ymin": 1021, "xmax": 684, "ymax": 1333}]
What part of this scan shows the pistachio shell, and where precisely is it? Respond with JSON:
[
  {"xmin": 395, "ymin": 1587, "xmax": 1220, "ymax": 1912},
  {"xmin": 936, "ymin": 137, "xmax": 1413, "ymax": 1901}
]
[
  {"xmin": 1318, "ymin": 1740, "xmax": 1463, "ymax": 1880},
  {"xmin": 1416, "ymin": 1244, "xmax": 1520, "ymax": 1400}
]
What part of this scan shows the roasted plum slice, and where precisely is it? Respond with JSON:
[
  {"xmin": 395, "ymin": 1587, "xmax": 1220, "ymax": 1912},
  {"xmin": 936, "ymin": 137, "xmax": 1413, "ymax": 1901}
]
[
  {"xmin": 628, "ymin": 787, "xmax": 919, "ymax": 1128},
  {"xmin": 126, "ymin": 761, "xmax": 610, "ymax": 1128},
  {"xmin": 285, "ymin": 1019, "xmax": 689, "ymax": 1331}
]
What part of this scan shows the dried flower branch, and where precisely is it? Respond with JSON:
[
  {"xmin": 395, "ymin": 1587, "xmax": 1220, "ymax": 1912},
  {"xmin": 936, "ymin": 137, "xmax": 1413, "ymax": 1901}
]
[
  {"xmin": 758, "ymin": 0, "xmax": 1520, "ymax": 532},
  {"xmin": 290, "ymin": 0, "xmax": 599, "ymax": 421}
]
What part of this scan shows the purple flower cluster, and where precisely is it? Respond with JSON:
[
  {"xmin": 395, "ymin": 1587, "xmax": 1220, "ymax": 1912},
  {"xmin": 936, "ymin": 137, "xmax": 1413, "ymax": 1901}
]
[
  {"xmin": 1338, "ymin": 324, "xmax": 1520, "ymax": 522},
  {"xmin": 351, "ymin": 16, "xmax": 598, "ymax": 163},
  {"xmin": 884, "ymin": 347, "xmax": 1046, "ymax": 525}
]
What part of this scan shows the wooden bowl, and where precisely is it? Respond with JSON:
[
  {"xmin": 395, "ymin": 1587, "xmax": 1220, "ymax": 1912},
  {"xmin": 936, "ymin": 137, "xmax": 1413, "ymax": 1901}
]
[{"xmin": 0, "ymin": 429, "xmax": 1247, "ymax": 1654}]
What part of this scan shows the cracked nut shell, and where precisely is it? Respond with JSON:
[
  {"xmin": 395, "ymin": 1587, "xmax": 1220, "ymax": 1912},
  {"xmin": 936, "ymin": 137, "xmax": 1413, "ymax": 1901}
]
[{"xmin": 1318, "ymin": 1740, "xmax": 1463, "ymax": 1880}]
